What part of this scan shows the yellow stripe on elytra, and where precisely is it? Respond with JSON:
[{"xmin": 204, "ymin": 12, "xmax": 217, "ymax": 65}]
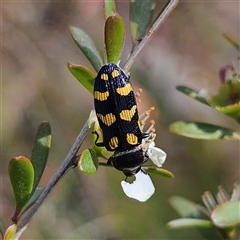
[
  {"xmin": 109, "ymin": 136, "xmax": 118, "ymax": 149},
  {"xmin": 101, "ymin": 73, "xmax": 108, "ymax": 80},
  {"xmin": 126, "ymin": 133, "xmax": 138, "ymax": 145},
  {"xmin": 116, "ymin": 83, "xmax": 132, "ymax": 96},
  {"xmin": 97, "ymin": 113, "xmax": 116, "ymax": 126},
  {"xmin": 94, "ymin": 91, "xmax": 109, "ymax": 101},
  {"xmin": 119, "ymin": 105, "xmax": 137, "ymax": 121},
  {"xmin": 111, "ymin": 70, "xmax": 120, "ymax": 78}
]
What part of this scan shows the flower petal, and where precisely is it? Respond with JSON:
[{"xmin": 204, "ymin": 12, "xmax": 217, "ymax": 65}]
[
  {"xmin": 141, "ymin": 138, "xmax": 152, "ymax": 150},
  {"xmin": 88, "ymin": 110, "xmax": 97, "ymax": 128},
  {"xmin": 121, "ymin": 171, "xmax": 155, "ymax": 202},
  {"xmin": 148, "ymin": 147, "xmax": 167, "ymax": 167}
]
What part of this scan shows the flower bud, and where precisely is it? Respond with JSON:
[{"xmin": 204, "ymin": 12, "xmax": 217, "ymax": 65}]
[{"xmin": 219, "ymin": 65, "xmax": 234, "ymax": 84}]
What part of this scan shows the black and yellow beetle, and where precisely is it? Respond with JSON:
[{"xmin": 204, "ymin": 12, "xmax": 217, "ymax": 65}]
[{"xmin": 94, "ymin": 63, "xmax": 149, "ymax": 176}]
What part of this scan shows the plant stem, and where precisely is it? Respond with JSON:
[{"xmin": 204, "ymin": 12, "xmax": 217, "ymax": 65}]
[
  {"xmin": 123, "ymin": 0, "xmax": 179, "ymax": 73},
  {"xmin": 15, "ymin": 1, "xmax": 180, "ymax": 237},
  {"xmin": 15, "ymin": 120, "xmax": 89, "ymax": 239}
]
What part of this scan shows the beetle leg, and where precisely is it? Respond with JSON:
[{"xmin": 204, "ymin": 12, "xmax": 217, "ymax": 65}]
[{"xmin": 92, "ymin": 130, "xmax": 105, "ymax": 147}]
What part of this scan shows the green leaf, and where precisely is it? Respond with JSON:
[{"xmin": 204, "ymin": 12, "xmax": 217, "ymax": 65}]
[
  {"xmin": 3, "ymin": 224, "xmax": 17, "ymax": 240},
  {"xmin": 167, "ymin": 219, "xmax": 223, "ymax": 240},
  {"xmin": 90, "ymin": 121, "xmax": 113, "ymax": 160},
  {"xmin": 31, "ymin": 121, "xmax": 51, "ymax": 193},
  {"xmin": 0, "ymin": 217, "xmax": 5, "ymax": 238},
  {"xmin": 211, "ymin": 201, "xmax": 240, "ymax": 228},
  {"xmin": 69, "ymin": 26, "xmax": 103, "ymax": 72},
  {"xmin": 176, "ymin": 86, "xmax": 210, "ymax": 106},
  {"xmin": 104, "ymin": 0, "xmax": 116, "ymax": 20},
  {"xmin": 130, "ymin": 0, "xmax": 155, "ymax": 45},
  {"xmin": 78, "ymin": 149, "xmax": 99, "ymax": 175},
  {"xmin": 223, "ymin": 33, "xmax": 240, "ymax": 51},
  {"xmin": 167, "ymin": 218, "xmax": 213, "ymax": 229},
  {"xmin": 67, "ymin": 63, "xmax": 95, "ymax": 94},
  {"xmin": 169, "ymin": 121, "xmax": 240, "ymax": 140},
  {"xmin": 212, "ymin": 103, "xmax": 240, "ymax": 121},
  {"xmin": 209, "ymin": 81, "xmax": 240, "ymax": 120},
  {"xmin": 93, "ymin": 144, "xmax": 112, "ymax": 161},
  {"xmin": 169, "ymin": 196, "xmax": 206, "ymax": 219},
  {"xmin": 19, "ymin": 188, "xmax": 45, "ymax": 218},
  {"xmin": 8, "ymin": 156, "xmax": 34, "ymax": 222},
  {"xmin": 105, "ymin": 13, "xmax": 125, "ymax": 63},
  {"xmin": 143, "ymin": 167, "xmax": 174, "ymax": 178}
]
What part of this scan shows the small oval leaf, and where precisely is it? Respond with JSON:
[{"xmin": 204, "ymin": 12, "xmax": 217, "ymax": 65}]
[
  {"xmin": 104, "ymin": 0, "xmax": 116, "ymax": 20},
  {"xmin": 167, "ymin": 219, "xmax": 223, "ymax": 240},
  {"xmin": 213, "ymin": 103, "xmax": 240, "ymax": 120},
  {"xmin": 176, "ymin": 86, "xmax": 210, "ymax": 106},
  {"xmin": 9, "ymin": 156, "xmax": 34, "ymax": 222},
  {"xmin": 209, "ymin": 81, "xmax": 240, "ymax": 120},
  {"xmin": 3, "ymin": 224, "xmax": 17, "ymax": 240},
  {"xmin": 105, "ymin": 14, "xmax": 125, "ymax": 63},
  {"xmin": 69, "ymin": 26, "xmax": 103, "ymax": 72},
  {"xmin": 31, "ymin": 121, "xmax": 51, "ymax": 192},
  {"xmin": 211, "ymin": 201, "xmax": 240, "ymax": 228},
  {"xmin": 143, "ymin": 167, "xmax": 174, "ymax": 178},
  {"xmin": 130, "ymin": 0, "xmax": 155, "ymax": 45},
  {"xmin": 169, "ymin": 121, "xmax": 240, "ymax": 140},
  {"xmin": 78, "ymin": 149, "xmax": 99, "ymax": 175},
  {"xmin": 67, "ymin": 63, "xmax": 95, "ymax": 94},
  {"xmin": 167, "ymin": 218, "xmax": 214, "ymax": 229},
  {"xmin": 169, "ymin": 196, "xmax": 206, "ymax": 219}
]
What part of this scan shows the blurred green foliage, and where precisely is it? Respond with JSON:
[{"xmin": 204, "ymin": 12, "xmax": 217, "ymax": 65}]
[{"xmin": 2, "ymin": 1, "xmax": 239, "ymax": 239}]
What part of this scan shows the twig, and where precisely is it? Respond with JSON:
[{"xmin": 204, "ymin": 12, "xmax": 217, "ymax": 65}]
[
  {"xmin": 15, "ymin": 1, "xmax": 180, "ymax": 237},
  {"xmin": 15, "ymin": 120, "xmax": 90, "ymax": 239},
  {"xmin": 123, "ymin": 0, "xmax": 179, "ymax": 73}
]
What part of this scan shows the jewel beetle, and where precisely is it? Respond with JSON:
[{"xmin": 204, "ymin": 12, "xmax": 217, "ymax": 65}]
[{"xmin": 94, "ymin": 63, "xmax": 149, "ymax": 176}]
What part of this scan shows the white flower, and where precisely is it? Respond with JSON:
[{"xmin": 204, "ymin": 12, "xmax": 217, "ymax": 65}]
[
  {"xmin": 146, "ymin": 141, "xmax": 167, "ymax": 167},
  {"xmin": 121, "ymin": 107, "xmax": 167, "ymax": 202},
  {"xmin": 139, "ymin": 109, "xmax": 167, "ymax": 167},
  {"xmin": 121, "ymin": 170, "xmax": 155, "ymax": 202}
]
